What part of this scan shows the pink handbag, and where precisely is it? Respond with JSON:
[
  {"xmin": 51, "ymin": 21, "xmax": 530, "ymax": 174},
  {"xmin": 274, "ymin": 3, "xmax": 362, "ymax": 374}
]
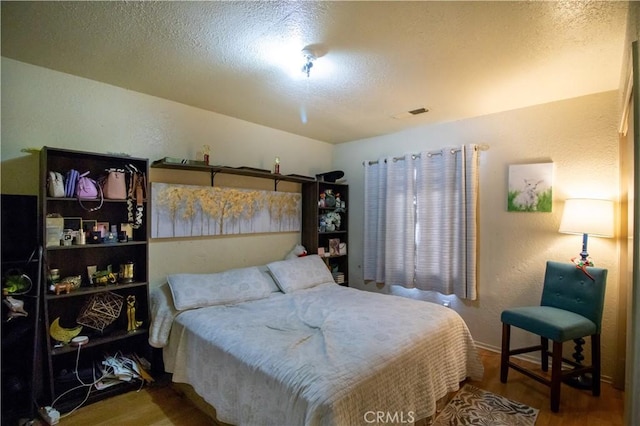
[{"xmin": 101, "ymin": 170, "xmax": 127, "ymax": 200}]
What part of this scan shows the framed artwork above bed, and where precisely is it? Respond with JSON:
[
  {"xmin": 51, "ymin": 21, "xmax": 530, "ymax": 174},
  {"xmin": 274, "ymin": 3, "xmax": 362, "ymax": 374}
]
[{"xmin": 151, "ymin": 182, "xmax": 301, "ymax": 238}]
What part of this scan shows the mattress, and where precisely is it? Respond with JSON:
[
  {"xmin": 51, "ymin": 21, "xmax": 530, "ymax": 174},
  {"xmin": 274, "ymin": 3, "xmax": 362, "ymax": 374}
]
[{"xmin": 158, "ymin": 283, "xmax": 484, "ymax": 426}]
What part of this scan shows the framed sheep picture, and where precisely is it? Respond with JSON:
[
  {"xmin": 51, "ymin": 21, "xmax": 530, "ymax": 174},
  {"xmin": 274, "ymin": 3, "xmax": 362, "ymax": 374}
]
[{"xmin": 508, "ymin": 162, "xmax": 554, "ymax": 212}]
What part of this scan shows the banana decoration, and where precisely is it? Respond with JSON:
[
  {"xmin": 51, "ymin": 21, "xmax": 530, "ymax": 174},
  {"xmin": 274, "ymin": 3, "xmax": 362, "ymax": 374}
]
[{"xmin": 49, "ymin": 317, "xmax": 83, "ymax": 344}]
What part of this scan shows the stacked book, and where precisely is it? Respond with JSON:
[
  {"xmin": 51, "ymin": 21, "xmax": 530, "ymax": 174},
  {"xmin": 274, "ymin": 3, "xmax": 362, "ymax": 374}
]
[
  {"xmin": 332, "ymin": 272, "xmax": 345, "ymax": 284},
  {"xmin": 160, "ymin": 157, "xmax": 208, "ymax": 166}
]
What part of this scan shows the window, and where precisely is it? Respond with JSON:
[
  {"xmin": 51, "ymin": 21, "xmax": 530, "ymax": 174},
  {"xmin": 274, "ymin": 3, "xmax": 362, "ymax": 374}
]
[{"xmin": 364, "ymin": 145, "xmax": 479, "ymax": 300}]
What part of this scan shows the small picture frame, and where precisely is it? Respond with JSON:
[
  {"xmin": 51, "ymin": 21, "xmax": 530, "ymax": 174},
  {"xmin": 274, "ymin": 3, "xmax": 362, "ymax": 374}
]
[
  {"xmin": 318, "ymin": 247, "xmax": 325, "ymax": 256},
  {"xmin": 96, "ymin": 222, "xmax": 110, "ymax": 238},
  {"xmin": 507, "ymin": 162, "xmax": 554, "ymax": 212},
  {"xmin": 82, "ymin": 219, "xmax": 97, "ymax": 233},
  {"xmin": 329, "ymin": 238, "xmax": 341, "ymax": 256},
  {"xmin": 63, "ymin": 217, "xmax": 82, "ymax": 231}
]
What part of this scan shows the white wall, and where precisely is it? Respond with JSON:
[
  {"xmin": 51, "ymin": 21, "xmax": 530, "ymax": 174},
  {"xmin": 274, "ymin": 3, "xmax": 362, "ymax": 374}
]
[
  {"xmin": 333, "ymin": 91, "xmax": 621, "ymax": 379},
  {"xmin": 1, "ymin": 58, "xmax": 333, "ymax": 286}
]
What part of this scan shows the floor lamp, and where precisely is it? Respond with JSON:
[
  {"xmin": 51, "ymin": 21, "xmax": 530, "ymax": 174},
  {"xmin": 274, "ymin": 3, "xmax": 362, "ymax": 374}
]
[{"xmin": 558, "ymin": 198, "xmax": 614, "ymax": 388}]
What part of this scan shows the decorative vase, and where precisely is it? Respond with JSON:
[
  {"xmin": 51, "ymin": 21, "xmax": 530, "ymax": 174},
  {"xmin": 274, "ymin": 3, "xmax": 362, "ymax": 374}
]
[
  {"xmin": 325, "ymin": 194, "xmax": 336, "ymax": 208},
  {"xmin": 326, "ymin": 223, "xmax": 335, "ymax": 232}
]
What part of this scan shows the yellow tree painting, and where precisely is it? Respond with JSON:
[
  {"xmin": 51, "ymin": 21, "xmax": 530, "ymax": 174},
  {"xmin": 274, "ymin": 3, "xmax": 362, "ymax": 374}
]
[{"xmin": 151, "ymin": 183, "xmax": 301, "ymax": 238}]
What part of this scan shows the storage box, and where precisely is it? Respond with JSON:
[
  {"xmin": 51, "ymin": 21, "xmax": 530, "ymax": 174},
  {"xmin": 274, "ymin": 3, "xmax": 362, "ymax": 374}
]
[{"xmin": 46, "ymin": 216, "xmax": 64, "ymax": 247}]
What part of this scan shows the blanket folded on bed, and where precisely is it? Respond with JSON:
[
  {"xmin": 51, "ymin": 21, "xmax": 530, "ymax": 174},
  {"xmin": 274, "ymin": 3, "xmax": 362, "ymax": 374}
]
[{"xmin": 149, "ymin": 283, "xmax": 180, "ymax": 348}]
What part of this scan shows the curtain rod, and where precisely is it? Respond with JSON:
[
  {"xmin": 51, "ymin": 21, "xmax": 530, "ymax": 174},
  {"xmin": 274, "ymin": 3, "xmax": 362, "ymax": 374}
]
[{"xmin": 362, "ymin": 144, "xmax": 489, "ymax": 166}]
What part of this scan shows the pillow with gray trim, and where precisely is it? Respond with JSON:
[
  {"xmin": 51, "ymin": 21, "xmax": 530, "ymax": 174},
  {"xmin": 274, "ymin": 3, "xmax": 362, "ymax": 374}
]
[
  {"xmin": 267, "ymin": 255, "xmax": 335, "ymax": 293},
  {"xmin": 167, "ymin": 266, "xmax": 273, "ymax": 311}
]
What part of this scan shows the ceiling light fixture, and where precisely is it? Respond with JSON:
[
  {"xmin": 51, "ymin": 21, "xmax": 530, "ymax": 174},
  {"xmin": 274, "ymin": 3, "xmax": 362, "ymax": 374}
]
[{"xmin": 301, "ymin": 47, "xmax": 317, "ymax": 78}]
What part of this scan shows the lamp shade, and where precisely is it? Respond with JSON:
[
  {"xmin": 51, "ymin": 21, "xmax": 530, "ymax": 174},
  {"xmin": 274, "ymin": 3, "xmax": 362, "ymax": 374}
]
[{"xmin": 559, "ymin": 198, "xmax": 614, "ymax": 237}]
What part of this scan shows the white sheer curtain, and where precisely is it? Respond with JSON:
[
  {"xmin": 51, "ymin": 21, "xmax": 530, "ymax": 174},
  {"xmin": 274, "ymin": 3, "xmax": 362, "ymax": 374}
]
[{"xmin": 364, "ymin": 144, "xmax": 479, "ymax": 300}]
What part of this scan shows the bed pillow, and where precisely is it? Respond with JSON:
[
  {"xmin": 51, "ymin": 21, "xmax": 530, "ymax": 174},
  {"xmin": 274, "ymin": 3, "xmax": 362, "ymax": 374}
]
[
  {"xmin": 267, "ymin": 255, "xmax": 335, "ymax": 293},
  {"xmin": 167, "ymin": 266, "xmax": 273, "ymax": 311},
  {"xmin": 256, "ymin": 265, "xmax": 282, "ymax": 293}
]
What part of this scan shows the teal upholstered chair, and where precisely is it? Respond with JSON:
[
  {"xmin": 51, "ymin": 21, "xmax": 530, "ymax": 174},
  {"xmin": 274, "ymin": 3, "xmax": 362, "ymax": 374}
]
[{"xmin": 500, "ymin": 261, "xmax": 607, "ymax": 412}]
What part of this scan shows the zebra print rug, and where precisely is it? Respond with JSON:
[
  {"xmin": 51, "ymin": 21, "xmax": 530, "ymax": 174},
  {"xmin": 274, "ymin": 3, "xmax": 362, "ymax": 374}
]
[{"xmin": 432, "ymin": 384, "xmax": 539, "ymax": 425}]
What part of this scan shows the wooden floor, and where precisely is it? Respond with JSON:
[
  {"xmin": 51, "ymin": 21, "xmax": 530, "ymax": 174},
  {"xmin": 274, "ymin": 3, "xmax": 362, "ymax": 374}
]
[{"xmin": 54, "ymin": 348, "xmax": 624, "ymax": 425}]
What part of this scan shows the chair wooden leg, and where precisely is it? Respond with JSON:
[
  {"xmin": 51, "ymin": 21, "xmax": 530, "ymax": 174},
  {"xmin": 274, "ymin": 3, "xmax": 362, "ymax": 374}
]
[
  {"xmin": 592, "ymin": 334, "xmax": 601, "ymax": 397},
  {"xmin": 500, "ymin": 323, "xmax": 510, "ymax": 383},
  {"xmin": 550, "ymin": 341, "xmax": 563, "ymax": 413},
  {"xmin": 541, "ymin": 337, "xmax": 549, "ymax": 372}
]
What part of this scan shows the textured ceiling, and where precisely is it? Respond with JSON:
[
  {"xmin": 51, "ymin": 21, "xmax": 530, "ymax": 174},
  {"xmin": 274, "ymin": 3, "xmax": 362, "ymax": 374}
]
[{"xmin": 0, "ymin": 1, "xmax": 629, "ymax": 144}]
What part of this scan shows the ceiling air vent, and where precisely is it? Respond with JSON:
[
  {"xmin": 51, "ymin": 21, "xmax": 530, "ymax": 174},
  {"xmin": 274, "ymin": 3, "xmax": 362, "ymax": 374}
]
[{"xmin": 391, "ymin": 107, "xmax": 429, "ymax": 119}]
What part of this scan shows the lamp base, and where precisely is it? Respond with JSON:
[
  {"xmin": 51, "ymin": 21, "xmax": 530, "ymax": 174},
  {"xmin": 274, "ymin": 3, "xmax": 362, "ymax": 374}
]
[
  {"xmin": 562, "ymin": 337, "xmax": 593, "ymax": 390},
  {"xmin": 563, "ymin": 373, "xmax": 593, "ymax": 390}
]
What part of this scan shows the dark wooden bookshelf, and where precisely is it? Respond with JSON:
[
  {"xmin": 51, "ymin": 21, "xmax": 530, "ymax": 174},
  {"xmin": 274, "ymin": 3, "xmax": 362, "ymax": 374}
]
[{"xmin": 39, "ymin": 147, "xmax": 151, "ymax": 413}]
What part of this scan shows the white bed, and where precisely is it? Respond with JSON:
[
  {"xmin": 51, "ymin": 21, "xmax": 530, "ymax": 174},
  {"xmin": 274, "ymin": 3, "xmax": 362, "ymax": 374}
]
[{"xmin": 150, "ymin": 255, "xmax": 483, "ymax": 426}]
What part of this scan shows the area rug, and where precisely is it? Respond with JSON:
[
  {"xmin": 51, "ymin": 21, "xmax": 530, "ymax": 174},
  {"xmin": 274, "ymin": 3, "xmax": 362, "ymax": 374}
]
[{"xmin": 432, "ymin": 384, "xmax": 539, "ymax": 426}]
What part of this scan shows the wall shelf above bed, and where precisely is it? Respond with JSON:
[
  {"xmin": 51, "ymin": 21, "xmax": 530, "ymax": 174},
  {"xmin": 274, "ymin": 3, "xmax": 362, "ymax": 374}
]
[
  {"xmin": 151, "ymin": 158, "xmax": 349, "ymax": 287},
  {"xmin": 151, "ymin": 159, "xmax": 316, "ymax": 190}
]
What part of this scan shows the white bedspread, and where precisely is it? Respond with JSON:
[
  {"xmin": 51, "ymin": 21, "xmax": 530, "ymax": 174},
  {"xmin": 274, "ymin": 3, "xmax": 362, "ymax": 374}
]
[{"xmin": 161, "ymin": 283, "xmax": 483, "ymax": 426}]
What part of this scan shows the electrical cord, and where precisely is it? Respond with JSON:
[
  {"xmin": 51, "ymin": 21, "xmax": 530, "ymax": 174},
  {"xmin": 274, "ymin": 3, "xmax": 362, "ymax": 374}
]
[
  {"xmin": 49, "ymin": 346, "xmax": 147, "ymax": 419},
  {"xmin": 49, "ymin": 344, "xmax": 112, "ymax": 419}
]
